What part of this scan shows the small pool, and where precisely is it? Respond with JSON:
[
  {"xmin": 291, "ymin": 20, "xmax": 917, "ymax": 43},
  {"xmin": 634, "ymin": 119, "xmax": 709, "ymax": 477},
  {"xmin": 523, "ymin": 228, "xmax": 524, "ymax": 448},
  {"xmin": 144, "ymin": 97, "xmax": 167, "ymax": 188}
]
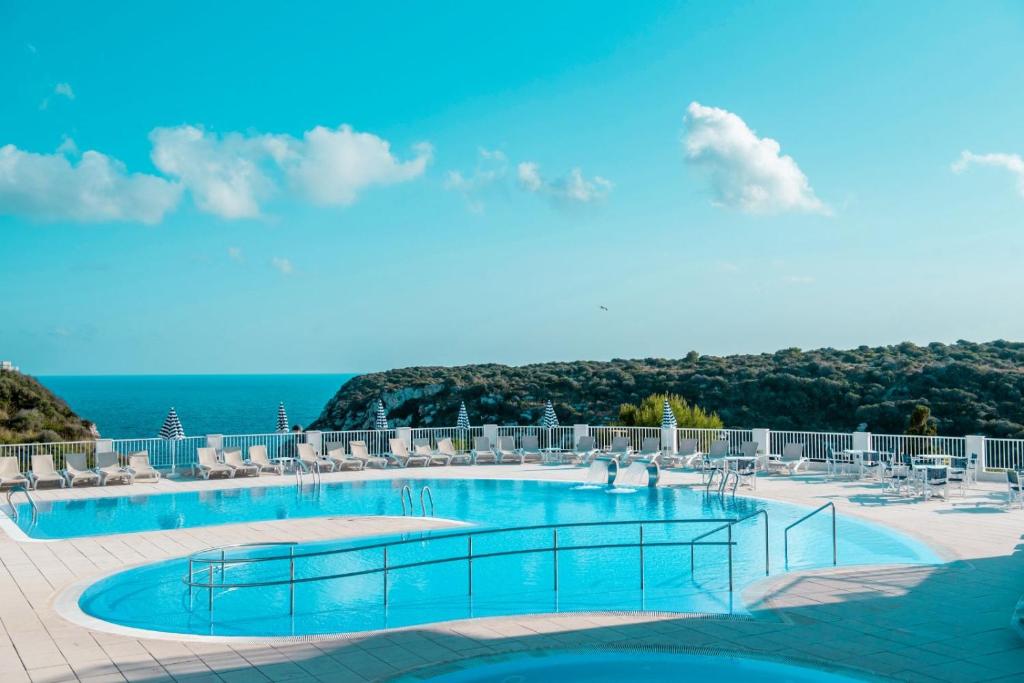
[
  {"xmin": 390, "ymin": 650, "xmax": 866, "ymax": 682},
  {"xmin": 72, "ymin": 479, "xmax": 939, "ymax": 637}
]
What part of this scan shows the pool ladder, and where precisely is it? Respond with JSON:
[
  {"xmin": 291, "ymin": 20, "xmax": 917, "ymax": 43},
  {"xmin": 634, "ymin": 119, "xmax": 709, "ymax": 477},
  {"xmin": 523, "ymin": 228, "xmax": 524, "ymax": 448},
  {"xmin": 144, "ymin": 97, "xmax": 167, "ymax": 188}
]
[
  {"xmin": 705, "ymin": 468, "xmax": 739, "ymax": 497},
  {"xmin": 400, "ymin": 484, "xmax": 435, "ymax": 516},
  {"xmin": 5, "ymin": 485, "xmax": 38, "ymax": 523},
  {"xmin": 295, "ymin": 461, "xmax": 321, "ymax": 488},
  {"xmin": 784, "ymin": 501, "xmax": 836, "ymax": 569}
]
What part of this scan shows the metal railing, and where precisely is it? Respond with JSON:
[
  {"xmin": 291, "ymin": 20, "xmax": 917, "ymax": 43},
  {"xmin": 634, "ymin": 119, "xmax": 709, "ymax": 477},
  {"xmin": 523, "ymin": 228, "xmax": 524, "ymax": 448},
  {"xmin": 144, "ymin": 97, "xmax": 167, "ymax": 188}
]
[
  {"xmin": 769, "ymin": 430, "xmax": 852, "ymax": 463},
  {"xmin": 4, "ymin": 485, "xmax": 37, "ymax": 523},
  {"xmin": 689, "ymin": 509, "xmax": 769, "ymax": 589},
  {"xmin": 182, "ymin": 518, "xmax": 752, "ymax": 616},
  {"xmin": 784, "ymin": 502, "xmax": 836, "ymax": 569}
]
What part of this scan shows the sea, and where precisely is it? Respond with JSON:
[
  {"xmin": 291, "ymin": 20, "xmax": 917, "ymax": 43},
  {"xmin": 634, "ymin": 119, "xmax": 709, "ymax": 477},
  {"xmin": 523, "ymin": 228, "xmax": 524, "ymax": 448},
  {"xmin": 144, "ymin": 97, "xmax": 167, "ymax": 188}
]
[{"xmin": 37, "ymin": 374, "xmax": 357, "ymax": 440}]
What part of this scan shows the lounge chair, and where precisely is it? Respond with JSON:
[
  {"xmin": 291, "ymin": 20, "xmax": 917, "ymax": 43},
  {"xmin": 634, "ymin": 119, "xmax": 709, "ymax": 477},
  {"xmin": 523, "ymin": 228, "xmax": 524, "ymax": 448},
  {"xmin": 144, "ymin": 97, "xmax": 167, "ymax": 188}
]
[
  {"xmin": 195, "ymin": 447, "xmax": 234, "ymax": 480},
  {"xmin": 947, "ymin": 456, "xmax": 968, "ymax": 496},
  {"xmin": 922, "ymin": 465, "xmax": 948, "ymax": 500},
  {"xmin": 388, "ymin": 438, "xmax": 430, "ymax": 467},
  {"xmin": 675, "ymin": 438, "xmax": 701, "ymax": 468},
  {"xmin": 766, "ymin": 443, "xmax": 806, "ymax": 475},
  {"xmin": 0, "ymin": 457, "xmax": 30, "ymax": 490},
  {"xmin": 471, "ymin": 437, "xmax": 498, "ymax": 464},
  {"xmin": 697, "ymin": 439, "xmax": 730, "ymax": 483},
  {"xmin": 634, "ymin": 437, "xmax": 662, "ymax": 464},
  {"xmin": 63, "ymin": 453, "xmax": 101, "ymax": 487},
  {"xmin": 495, "ymin": 436, "xmax": 518, "ymax": 464},
  {"xmin": 30, "ymin": 454, "xmax": 66, "ymax": 489},
  {"xmin": 413, "ymin": 438, "xmax": 450, "ymax": 466},
  {"xmin": 126, "ymin": 451, "xmax": 162, "ymax": 482},
  {"xmin": 248, "ymin": 445, "xmax": 284, "ymax": 475},
  {"xmin": 1008, "ymin": 469, "xmax": 1024, "ymax": 510},
  {"xmin": 298, "ymin": 443, "xmax": 336, "ymax": 472},
  {"xmin": 570, "ymin": 435, "xmax": 598, "ymax": 465},
  {"xmin": 350, "ymin": 441, "xmax": 388, "ymax": 469},
  {"xmin": 223, "ymin": 448, "xmax": 259, "ymax": 477},
  {"xmin": 323, "ymin": 448, "xmax": 361, "ymax": 470},
  {"xmin": 437, "ymin": 437, "xmax": 472, "ymax": 465},
  {"xmin": 608, "ymin": 436, "xmax": 631, "ymax": 463},
  {"xmin": 94, "ymin": 451, "xmax": 134, "ymax": 485},
  {"xmin": 518, "ymin": 435, "xmax": 543, "ymax": 464}
]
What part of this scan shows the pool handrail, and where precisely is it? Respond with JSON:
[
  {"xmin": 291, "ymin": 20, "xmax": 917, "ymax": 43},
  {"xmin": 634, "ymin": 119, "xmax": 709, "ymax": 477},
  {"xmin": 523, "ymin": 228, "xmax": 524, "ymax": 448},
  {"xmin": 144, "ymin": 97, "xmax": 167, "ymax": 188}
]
[
  {"xmin": 5, "ymin": 484, "xmax": 37, "ymax": 523},
  {"xmin": 688, "ymin": 509, "xmax": 769, "ymax": 586},
  {"xmin": 420, "ymin": 485, "xmax": 434, "ymax": 517},
  {"xmin": 784, "ymin": 501, "xmax": 836, "ymax": 568}
]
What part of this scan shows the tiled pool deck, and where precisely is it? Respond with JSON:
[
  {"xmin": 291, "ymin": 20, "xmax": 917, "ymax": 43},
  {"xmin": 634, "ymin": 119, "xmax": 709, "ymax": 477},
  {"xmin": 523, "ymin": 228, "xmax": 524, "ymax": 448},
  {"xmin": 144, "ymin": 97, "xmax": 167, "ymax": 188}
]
[{"xmin": 1, "ymin": 466, "xmax": 1022, "ymax": 682}]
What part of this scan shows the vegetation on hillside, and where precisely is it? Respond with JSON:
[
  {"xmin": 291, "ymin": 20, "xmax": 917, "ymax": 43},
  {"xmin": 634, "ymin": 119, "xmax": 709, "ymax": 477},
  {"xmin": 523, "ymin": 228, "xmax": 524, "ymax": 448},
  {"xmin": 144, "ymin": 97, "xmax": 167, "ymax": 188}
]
[
  {"xmin": 310, "ymin": 340, "xmax": 1024, "ymax": 438},
  {"xmin": 0, "ymin": 370, "xmax": 96, "ymax": 444},
  {"xmin": 617, "ymin": 393, "xmax": 723, "ymax": 429}
]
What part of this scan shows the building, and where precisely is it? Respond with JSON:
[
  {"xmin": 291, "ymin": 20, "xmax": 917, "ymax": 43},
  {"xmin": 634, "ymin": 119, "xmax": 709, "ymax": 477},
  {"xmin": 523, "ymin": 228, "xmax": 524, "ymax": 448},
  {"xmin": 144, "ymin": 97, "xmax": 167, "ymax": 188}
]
[{"xmin": 0, "ymin": 360, "xmax": 19, "ymax": 372}]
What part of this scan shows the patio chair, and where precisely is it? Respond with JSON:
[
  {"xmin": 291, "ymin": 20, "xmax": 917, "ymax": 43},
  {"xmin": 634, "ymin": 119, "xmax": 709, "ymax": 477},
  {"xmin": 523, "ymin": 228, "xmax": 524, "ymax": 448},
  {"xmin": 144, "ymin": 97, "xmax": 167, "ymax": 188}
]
[
  {"xmin": 966, "ymin": 452, "xmax": 979, "ymax": 487},
  {"xmin": 388, "ymin": 438, "xmax": 430, "ymax": 467},
  {"xmin": 735, "ymin": 455, "xmax": 758, "ymax": 490},
  {"xmin": 126, "ymin": 451, "xmax": 162, "ymax": 482},
  {"xmin": 297, "ymin": 443, "xmax": 336, "ymax": 472},
  {"xmin": 571, "ymin": 435, "xmax": 598, "ymax": 465},
  {"xmin": 677, "ymin": 438, "xmax": 701, "ymax": 468},
  {"xmin": 0, "ymin": 457, "xmax": 30, "ymax": 490},
  {"xmin": 223, "ymin": 448, "xmax": 259, "ymax": 477},
  {"xmin": 697, "ymin": 439, "xmax": 730, "ymax": 484},
  {"xmin": 195, "ymin": 447, "xmax": 233, "ymax": 480},
  {"xmin": 96, "ymin": 451, "xmax": 134, "ymax": 485},
  {"xmin": 1007, "ymin": 469, "xmax": 1024, "ymax": 510},
  {"xmin": 495, "ymin": 436, "xmax": 518, "ymax": 464},
  {"xmin": 414, "ymin": 438, "xmax": 451, "ymax": 466},
  {"xmin": 860, "ymin": 450, "xmax": 883, "ymax": 480},
  {"xmin": 922, "ymin": 465, "xmax": 948, "ymax": 501},
  {"xmin": 63, "ymin": 453, "xmax": 101, "ymax": 487},
  {"xmin": 608, "ymin": 436, "xmax": 631, "ymax": 463},
  {"xmin": 471, "ymin": 437, "xmax": 498, "ymax": 464},
  {"xmin": 766, "ymin": 443, "xmax": 806, "ymax": 475},
  {"xmin": 350, "ymin": 441, "xmax": 388, "ymax": 469},
  {"xmin": 884, "ymin": 452, "xmax": 913, "ymax": 495},
  {"xmin": 30, "ymin": 454, "xmax": 66, "ymax": 489},
  {"xmin": 947, "ymin": 456, "xmax": 968, "ymax": 496},
  {"xmin": 634, "ymin": 437, "xmax": 663, "ymax": 464},
  {"xmin": 437, "ymin": 437, "xmax": 472, "ymax": 465},
  {"xmin": 248, "ymin": 445, "xmax": 284, "ymax": 475},
  {"xmin": 518, "ymin": 435, "xmax": 543, "ymax": 464}
]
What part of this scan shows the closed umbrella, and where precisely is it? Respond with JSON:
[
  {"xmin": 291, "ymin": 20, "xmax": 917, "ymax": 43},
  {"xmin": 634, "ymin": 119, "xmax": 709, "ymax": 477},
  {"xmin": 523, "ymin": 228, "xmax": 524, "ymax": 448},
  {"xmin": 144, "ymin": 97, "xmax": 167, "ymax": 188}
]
[
  {"xmin": 276, "ymin": 402, "xmax": 289, "ymax": 433},
  {"xmin": 456, "ymin": 401, "xmax": 470, "ymax": 430},
  {"xmin": 661, "ymin": 398, "xmax": 677, "ymax": 429},
  {"xmin": 374, "ymin": 399, "xmax": 389, "ymax": 430},
  {"xmin": 158, "ymin": 407, "xmax": 185, "ymax": 474}
]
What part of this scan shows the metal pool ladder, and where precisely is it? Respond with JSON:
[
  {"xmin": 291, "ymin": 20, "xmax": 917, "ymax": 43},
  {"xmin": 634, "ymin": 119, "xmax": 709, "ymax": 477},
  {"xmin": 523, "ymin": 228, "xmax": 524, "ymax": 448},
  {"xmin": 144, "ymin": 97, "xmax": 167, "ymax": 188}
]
[
  {"xmin": 5, "ymin": 485, "xmax": 38, "ymax": 523},
  {"xmin": 399, "ymin": 485, "xmax": 435, "ymax": 516},
  {"xmin": 784, "ymin": 501, "xmax": 836, "ymax": 569}
]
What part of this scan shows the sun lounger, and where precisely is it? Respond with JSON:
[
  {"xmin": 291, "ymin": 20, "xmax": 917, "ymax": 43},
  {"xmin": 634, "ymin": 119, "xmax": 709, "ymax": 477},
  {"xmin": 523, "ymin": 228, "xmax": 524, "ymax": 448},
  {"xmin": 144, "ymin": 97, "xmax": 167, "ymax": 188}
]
[
  {"xmin": 608, "ymin": 436, "xmax": 631, "ymax": 463},
  {"xmin": 471, "ymin": 436, "xmax": 498, "ymax": 464},
  {"xmin": 30, "ymin": 454, "xmax": 66, "ymax": 489},
  {"xmin": 195, "ymin": 447, "xmax": 234, "ymax": 480},
  {"xmin": 350, "ymin": 441, "xmax": 388, "ymax": 469},
  {"xmin": 63, "ymin": 453, "xmax": 101, "ymax": 487},
  {"xmin": 298, "ymin": 443, "xmax": 336, "ymax": 472},
  {"xmin": 570, "ymin": 435, "xmax": 598, "ymax": 465},
  {"xmin": 413, "ymin": 438, "xmax": 451, "ymax": 466},
  {"xmin": 95, "ymin": 451, "xmax": 134, "ymax": 485},
  {"xmin": 223, "ymin": 448, "xmax": 259, "ymax": 477},
  {"xmin": 518, "ymin": 435, "xmax": 543, "ymax": 464},
  {"xmin": 387, "ymin": 438, "xmax": 430, "ymax": 467},
  {"xmin": 634, "ymin": 437, "xmax": 663, "ymax": 463},
  {"xmin": 0, "ymin": 457, "xmax": 30, "ymax": 489},
  {"xmin": 125, "ymin": 451, "xmax": 162, "ymax": 482},
  {"xmin": 677, "ymin": 438, "xmax": 701, "ymax": 467},
  {"xmin": 495, "ymin": 436, "xmax": 518, "ymax": 464},
  {"xmin": 437, "ymin": 437, "xmax": 472, "ymax": 465},
  {"xmin": 248, "ymin": 445, "xmax": 284, "ymax": 475},
  {"xmin": 766, "ymin": 443, "xmax": 806, "ymax": 475}
]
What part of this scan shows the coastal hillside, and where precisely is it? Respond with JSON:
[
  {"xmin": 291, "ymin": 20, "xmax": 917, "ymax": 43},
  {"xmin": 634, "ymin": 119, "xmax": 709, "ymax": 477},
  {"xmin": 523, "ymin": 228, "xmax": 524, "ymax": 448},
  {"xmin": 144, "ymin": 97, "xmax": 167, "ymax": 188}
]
[
  {"xmin": 309, "ymin": 340, "xmax": 1024, "ymax": 438},
  {"xmin": 0, "ymin": 370, "xmax": 97, "ymax": 444}
]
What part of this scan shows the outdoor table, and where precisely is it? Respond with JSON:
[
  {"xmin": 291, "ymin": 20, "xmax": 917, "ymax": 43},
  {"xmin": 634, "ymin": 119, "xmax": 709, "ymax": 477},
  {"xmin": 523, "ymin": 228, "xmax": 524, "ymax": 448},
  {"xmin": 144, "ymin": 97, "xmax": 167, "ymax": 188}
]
[
  {"xmin": 540, "ymin": 447, "xmax": 567, "ymax": 465},
  {"xmin": 721, "ymin": 455, "xmax": 757, "ymax": 471},
  {"xmin": 913, "ymin": 454, "xmax": 953, "ymax": 465},
  {"xmin": 271, "ymin": 456, "xmax": 301, "ymax": 473}
]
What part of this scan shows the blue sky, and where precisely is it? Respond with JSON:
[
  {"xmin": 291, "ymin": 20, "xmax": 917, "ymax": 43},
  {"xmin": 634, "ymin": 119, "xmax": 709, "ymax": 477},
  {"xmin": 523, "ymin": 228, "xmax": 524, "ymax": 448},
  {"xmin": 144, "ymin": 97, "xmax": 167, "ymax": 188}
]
[{"xmin": 2, "ymin": 1, "xmax": 1023, "ymax": 375}]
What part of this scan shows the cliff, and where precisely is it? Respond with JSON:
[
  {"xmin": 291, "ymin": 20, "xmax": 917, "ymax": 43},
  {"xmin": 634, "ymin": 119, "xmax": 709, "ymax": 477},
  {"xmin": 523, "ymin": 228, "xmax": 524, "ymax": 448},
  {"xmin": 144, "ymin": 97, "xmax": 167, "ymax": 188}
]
[{"xmin": 0, "ymin": 370, "xmax": 97, "ymax": 444}]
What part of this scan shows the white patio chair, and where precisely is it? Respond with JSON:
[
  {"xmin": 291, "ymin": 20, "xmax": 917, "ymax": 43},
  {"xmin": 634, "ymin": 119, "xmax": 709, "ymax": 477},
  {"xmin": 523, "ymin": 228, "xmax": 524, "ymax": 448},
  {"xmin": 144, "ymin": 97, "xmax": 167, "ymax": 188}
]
[
  {"xmin": 224, "ymin": 448, "xmax": 259, "ymax": 477},
  {"xmin": 1007, "ymin": 469, "xmax": 1024, "ymax": 510},
  {"xmin": 126, "ymin": 451, "xmax": 161, "ymax": 482},
  {"xmin": 248, "ymin": 445, "xmax": 284, "ymax": 475},
  {"xmin": 63, "ymin": 453, "xmax": 101, "ymax": 487},
  {"xmin": 471, "ymin": 437, "xmax": 497, "ymax": 465},
  {"xmin": 766, "ymin": 443, "xmax": 806, "ymax": 475},
  {"xmin": 350, "ymin": 441, "xmax": 388, "ymax": 469},
  {"xmin": 0, "ymin": 457, "xmax": 30, "ymax": 489},
  {"xmin": 438, "ymin": 437, "xmax": 472, "ymax": 465},
  {"xmin": 495, "ymin": 436, "xmax": 518, "ymax": 464},
  {"xmin": 297, "ymin": 443, "xmax": 336, "ymax": 472},
  {"xmin": 195, "ymin": 447, "xmax": 233, "ymax": 480},
  {"xmin": 518, "ymin": 435, "xmax": 543, "ymax": 464}
]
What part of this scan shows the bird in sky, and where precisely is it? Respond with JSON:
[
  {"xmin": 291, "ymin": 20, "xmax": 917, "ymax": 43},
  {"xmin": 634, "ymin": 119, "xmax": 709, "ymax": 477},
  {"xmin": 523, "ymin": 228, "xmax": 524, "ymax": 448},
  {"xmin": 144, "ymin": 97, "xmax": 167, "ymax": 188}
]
[{"xmin": 599, "ymin": 305, "xmax": 608, "ymax": 311}]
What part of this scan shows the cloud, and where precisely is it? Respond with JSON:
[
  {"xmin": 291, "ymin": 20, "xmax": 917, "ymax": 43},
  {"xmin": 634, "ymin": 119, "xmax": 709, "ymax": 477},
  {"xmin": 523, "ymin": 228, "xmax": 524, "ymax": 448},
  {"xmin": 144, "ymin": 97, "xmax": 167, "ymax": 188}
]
[
  {"xmin": 516, "ymin": 162, "xmax": 612, "ymax": 203},
  {"xmin": 0, "ymin": 142, "xmax": 182, "ymax": 224},
  {"xmin": 228, "ymin": 246, "xmax": 243, "ymax": 261},
  {"xmin": 951, "ymin": 150, "xmax": 1024, "ymax": 197},
  {"xmin": 54, "ymin": 82, "xmax": 75, "ymax": 100},
  {"xmin": 682, "ymin": 102, "xmax": 828, "ymax": 215},
  {"xmin": 150, "ymin": 124, "xmax": 431, "ymax": 219},
  {"xmin": 271, "ymin": 257, "xmax": 293, "ymax": 275},
  {"xmin": 443, "ymin": 148, "xmax": 508, "ymax": 212},
  {"xmin": 783, "ymin": 275, "xmax": 815, "ymax": 285}
]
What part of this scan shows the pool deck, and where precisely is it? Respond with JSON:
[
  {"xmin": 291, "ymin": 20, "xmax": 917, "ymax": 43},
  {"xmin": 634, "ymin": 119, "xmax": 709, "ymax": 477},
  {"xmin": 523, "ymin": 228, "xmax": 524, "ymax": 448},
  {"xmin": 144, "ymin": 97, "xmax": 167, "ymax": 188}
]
[{"xmin": 0, "ymin": 465, "xmax": 1022, "ymax": 682}]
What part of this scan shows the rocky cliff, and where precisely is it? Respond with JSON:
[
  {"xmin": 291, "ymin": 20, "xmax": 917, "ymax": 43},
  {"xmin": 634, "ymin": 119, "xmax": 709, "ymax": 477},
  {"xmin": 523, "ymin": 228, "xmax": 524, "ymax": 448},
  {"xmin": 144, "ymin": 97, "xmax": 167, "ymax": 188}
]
[{"xmin": 0, "ymin": 370, "xmax": 97, "ymax": 444}]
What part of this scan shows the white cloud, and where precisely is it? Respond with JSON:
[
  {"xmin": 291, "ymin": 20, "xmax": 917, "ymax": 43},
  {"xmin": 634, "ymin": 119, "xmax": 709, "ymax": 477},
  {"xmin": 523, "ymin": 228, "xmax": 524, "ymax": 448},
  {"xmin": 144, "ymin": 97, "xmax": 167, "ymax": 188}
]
[
  {"xmin": 54, "ymin": 82, "xmax": 75, "ymax": 100},
  {"xmin": 150, "ymin": 124, "xmax": 431, "ymax": 219},
  {"xmin": 951, "ymin": 150, "xmax": 1024, "ymax": 197},
  {"xmin": 783, "ymin": 275, "xmax": 815, "ymax": 285},
  {"xmin": 516, "ymin": 162, "xmax": 612, "ymax": 203},
  {"xmin": 271, "ymin": 257, "xmax": 293, "ymax": 274},
  {"xmin": 682, "ymin": 102, "xmax": 827, "ymax": 215},
  {"xmin": 228, "ymin": 246, "xmax": 243, "ymax": 261},
  {"xmin": 0, "ymin": 142, "xmax": 182, "ymax": 224},
  {"xmin": 443, "ymin": 148, "xmax": 508, "ymax": 212}
]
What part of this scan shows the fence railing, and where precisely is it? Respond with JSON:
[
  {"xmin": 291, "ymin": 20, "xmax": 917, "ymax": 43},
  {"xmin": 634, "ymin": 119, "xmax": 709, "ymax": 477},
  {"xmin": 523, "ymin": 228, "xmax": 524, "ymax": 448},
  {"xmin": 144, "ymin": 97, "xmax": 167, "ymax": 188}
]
[
  {"xmin": 870, "ymin": 433, "xmax": 965, "ymax": 459},
  {"xmin": 984, "ymin": 438, "xmax": 1024, "ymax": 471},
  {"xmin": 590, "ymin": 426, "xmax": 661, "ymax": 450},
  {"xmin": 409, "ymin": 426, "xmax": 484, "ymax": 452},
  {"xmin": 495, "ymin": 425, "xmax": 575, "ymax": 450},
  {"xmin": 321, "ymin": 430, "xmax": 394, "ymax": 456},
  {"xmin": 769, "ymin": 430, "xmax": 852, "ymax": 462}
]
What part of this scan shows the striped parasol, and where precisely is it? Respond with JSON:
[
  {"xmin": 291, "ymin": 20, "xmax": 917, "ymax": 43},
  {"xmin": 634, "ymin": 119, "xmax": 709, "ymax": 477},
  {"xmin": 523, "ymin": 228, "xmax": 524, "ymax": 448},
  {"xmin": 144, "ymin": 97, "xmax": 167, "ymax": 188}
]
[
  {"xmin": 158, "ymin": 407, "xmax": 185, "ymax": 440},
  {"xmin": 661, "ymin": 398, "xmax": 677, "ymax": 429},
  {"xmin": 540, "ymin": 400, "xmax": 559, "ymax": 429},
  {"xmin": 456, "ymin": 401, "xmax": 471, "ymax": 430},
  {"xmin": 374, "ymin": 399, "xmax": 389, "ymax": 430},
  {"xmin": 276, "ymin": 402, "xmax": 289, "ymax": 433}
]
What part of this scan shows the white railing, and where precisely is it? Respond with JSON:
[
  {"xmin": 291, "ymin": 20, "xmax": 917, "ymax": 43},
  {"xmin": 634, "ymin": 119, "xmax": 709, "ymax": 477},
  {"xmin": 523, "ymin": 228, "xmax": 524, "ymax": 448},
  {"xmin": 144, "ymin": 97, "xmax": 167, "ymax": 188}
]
[
  {"xmin": 769, "ymin": 430, "xmax": 853, "ymax": 462},
  {"xmin": 109, "ymin": 436, "xmax": 206, "ymax": 469},
  {"xmin": 590, "ymin": 426, "xmax": 661, "ymax": 450},
  {"xmin": 870, "ymin": 433, "xmax": 965, "ymax": 458},
  {"xmin": 981, "ymin": 438, "xmax": 1023, "ymax": 471},
  {"xmin": 677, "ymin": 428, "xmax": 754, "ymax": 452},
  {"xmin": 221, "ymin": 433, "xmax": 300, "ymax": 461},
  {"xmin": 495, "ymin": 425, "xmax": 575, "ymax": 450},
  {"xmin": 409, "ymin": 426, "xmax": 484, "ymax": 452},
  {"xmin": 321, "ymin": 429, "xmax": 394, "ymax": 455},
  {"xmin": 0, "ymin": 441, "xmax": 98, "ymax": 472}
]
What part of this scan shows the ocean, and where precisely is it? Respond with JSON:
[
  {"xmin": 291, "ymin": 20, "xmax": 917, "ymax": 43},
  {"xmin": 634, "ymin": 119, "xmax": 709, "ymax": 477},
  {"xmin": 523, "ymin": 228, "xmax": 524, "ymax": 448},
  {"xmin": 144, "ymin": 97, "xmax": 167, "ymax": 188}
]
[{"xmin": 37, "ymin": 374, "xmax": 356, "ymax": 440}]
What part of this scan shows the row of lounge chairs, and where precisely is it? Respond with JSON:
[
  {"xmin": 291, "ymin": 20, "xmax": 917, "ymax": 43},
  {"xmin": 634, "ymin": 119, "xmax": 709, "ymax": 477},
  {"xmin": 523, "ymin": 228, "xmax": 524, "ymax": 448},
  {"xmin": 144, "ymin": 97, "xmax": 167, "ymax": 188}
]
[{"xmin": 0, "ymin": 452, "xmax": 161, "ymax": 490}]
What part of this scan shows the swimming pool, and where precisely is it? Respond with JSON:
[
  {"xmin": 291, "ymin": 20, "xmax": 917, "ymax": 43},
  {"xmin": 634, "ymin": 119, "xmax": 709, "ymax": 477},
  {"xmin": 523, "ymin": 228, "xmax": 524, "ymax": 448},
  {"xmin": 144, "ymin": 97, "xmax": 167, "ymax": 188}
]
[
  {"xmin": 70, "ymin": 479, "xmax": 939, "ymax": 637},
  {"xmin": 391, "ymin": 650, "xmax": 867, "ymax": 682}
]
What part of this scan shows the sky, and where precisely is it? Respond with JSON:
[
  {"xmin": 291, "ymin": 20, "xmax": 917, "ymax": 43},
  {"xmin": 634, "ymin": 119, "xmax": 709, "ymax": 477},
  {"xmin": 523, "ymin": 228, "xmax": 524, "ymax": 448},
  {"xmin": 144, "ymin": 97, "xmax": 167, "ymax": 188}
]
[{"xmin": 1, "ymin": 1, "xmax": 1023, "ymax": 375}]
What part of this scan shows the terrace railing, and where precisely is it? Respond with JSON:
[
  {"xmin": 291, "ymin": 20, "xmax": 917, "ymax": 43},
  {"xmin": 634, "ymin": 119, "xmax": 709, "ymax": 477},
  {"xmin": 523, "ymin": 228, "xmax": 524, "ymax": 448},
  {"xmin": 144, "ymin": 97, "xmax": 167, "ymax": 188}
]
[{"xmin": 769, "ymin": 430, "xmax": 853, "ymax": 462}]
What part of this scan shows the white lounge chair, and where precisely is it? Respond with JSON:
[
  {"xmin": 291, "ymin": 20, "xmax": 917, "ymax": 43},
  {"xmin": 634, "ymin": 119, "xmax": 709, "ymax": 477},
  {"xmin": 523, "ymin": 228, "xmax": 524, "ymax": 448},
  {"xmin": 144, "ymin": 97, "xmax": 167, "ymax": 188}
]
[
  {"xmin": 571, "ymin": 435, "xmax": 598, "ymax": 465},
  {"xmin": 30, "ymin": 454, "xmax": 66, "ymax": 489},
  {"xmin": 437, "ymin": 437, "xmax": 472, "ymax": 465},
  {"xmin": 94, "ymin": 451, "xmax": 134, "ymax": 485},
  {"xmin": 350, "ymin": 441, "xmax": 388, "ymax": 469},
  {"xmin": 0, "ymin": 457, "xmax": 30, "ymax": 490},
  {"xmin": 634, "ymin": 437, "xmax": 662, "ymax": 464},
  {"xmin": 388, "ymin": 438, "xmax": 430, "ymax": 467},
  {"xmin": 518, "ymin": 435, "xmax": 543, "ymax": 464},
  {"xmin": 298, "ymin": 443, "xmax": 336, "ymax": 472},
  {"xmin": 608, "ymin": 436, "xmax": 631, "ymax": 463},
  {"xmin": 495, "ymin": 436, "xmax": 518, "ymax": 464},
  {"xmin": 1008, "ymin": 469, "xmax": 1024, "ymax": 510},
  {"xmin": 697, "ymin": 439, "xmax": 730, "ymax": 483},
  {"xmin": 224, "ymin": 448, "xmax": 259, "ymax": 477},
  {"xmin": 413, "ymin": 438, "xmax": 450, "ymax": 466},
  {"xmin": 248, "ymin": 445, "xmax": 283, "ymax": 475},
  {"xmin": 126, "ymin": 451, "xmax": 162, "ymax": 482},
  {"xmin": 195, "ymin": 447, "xmax": 234, "ymax": 480},
  {"xmin": 676, "ymin": 438, "xmax": 701, "ymax": 468},
  {"xmin": 766, "ymin": 443, "xmax": 807, "ymax": 475},
  {"xmin": 471, "ymin": 437, "xmax": 498, "ymax": 464},
  {"xmin": 63, "ymin": 453, "xmax": 101, "ymax": 487}
]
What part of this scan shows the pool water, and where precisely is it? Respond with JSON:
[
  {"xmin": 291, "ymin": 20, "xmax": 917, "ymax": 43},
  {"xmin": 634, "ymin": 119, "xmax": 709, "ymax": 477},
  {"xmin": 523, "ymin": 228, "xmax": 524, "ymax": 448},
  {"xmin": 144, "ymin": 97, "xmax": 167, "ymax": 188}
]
[
  {"xmin": 391, "ymin": 650, "xmax": 866, "ymax": 682},
  {"xmin": 72, "ymin": 479, "xmax": 939, "ymax": 637}
]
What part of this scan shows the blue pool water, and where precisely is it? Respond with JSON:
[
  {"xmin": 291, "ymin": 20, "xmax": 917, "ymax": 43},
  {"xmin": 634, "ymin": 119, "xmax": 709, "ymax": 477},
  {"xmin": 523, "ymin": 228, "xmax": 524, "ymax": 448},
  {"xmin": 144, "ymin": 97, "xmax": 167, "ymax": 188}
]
[
  {"xmin": 70, "ymin": 479, "xmax": 940, "ymax": 637},
  {"xmin": 392, "ymin": 650, "xmax": 865, "ymax": 682}
]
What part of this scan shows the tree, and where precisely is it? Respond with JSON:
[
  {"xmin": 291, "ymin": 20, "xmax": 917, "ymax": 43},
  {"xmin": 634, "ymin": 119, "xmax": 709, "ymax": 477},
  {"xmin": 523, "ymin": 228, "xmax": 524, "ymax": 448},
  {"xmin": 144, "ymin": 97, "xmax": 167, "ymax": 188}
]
[
  {"xmin": 617, "ymin": 393, "xmax": 724, "ymax": 429},
  {"xmin": 905, "ymin": 404, "xmax": 937, "ymax": 436}
]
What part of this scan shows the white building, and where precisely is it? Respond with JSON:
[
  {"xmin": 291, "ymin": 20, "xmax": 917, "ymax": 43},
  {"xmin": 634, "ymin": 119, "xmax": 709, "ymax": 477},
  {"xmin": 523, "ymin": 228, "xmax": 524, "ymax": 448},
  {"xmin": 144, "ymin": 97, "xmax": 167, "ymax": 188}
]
[{"xmin": 0, "ymin": 361, "xmax": 19, "ymax": 372}]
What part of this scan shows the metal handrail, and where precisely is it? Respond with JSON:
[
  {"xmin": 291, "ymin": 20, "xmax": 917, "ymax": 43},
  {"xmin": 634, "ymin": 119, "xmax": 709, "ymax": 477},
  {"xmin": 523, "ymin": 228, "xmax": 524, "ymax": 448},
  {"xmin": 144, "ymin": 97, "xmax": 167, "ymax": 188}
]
[
  {"xmin": 5, "ymin": 485, "xmax": 37, "ymax": 522},
  {"xmin": 688, "ymin": 509, "xmax": 769, "ymax": 587},
  {"xmin": 420, "ymin": 485, "xmax": 434, "ymax": 517},
  {"xmin": 784, "ymin": 501, "xmax": 836, "ymax": 568},
  {"xmin": 183, "ymin": 517, "xmax": 749, "ymax": 614},
  {"xmin": 705, "ymin": 467, "xmax": 724, "ymax": 492},
  {"xmin": 400, "ymin": 484, "xmax": 413, "ymax": 515}
]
